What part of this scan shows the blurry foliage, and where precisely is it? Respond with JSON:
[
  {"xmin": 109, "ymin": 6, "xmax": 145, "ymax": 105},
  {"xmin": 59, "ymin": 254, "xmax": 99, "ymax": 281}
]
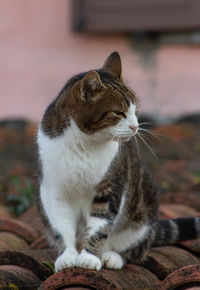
[
  {"xmin": 42, "ymin": 261, "xmax": 56, "ymax": 275},
  {"xmin": 193, "ymin": 171, "xmax": 200, "ymax": 184},
  {"xmin": 6, "ymin": 175, "xmax": 35, "ymax": 217}
]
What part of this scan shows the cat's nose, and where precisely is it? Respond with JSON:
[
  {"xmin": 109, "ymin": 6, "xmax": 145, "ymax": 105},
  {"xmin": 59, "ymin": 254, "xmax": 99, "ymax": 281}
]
[{"xmin": 129, "ymin": 125, "xmax": 138, "ymax": 133}]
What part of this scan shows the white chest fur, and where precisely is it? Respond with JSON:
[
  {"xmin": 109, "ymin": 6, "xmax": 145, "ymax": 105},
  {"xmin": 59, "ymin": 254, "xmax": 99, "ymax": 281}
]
[{"xmin": 37, "ymin": 120, "xmax": 119, "ymax": 198}]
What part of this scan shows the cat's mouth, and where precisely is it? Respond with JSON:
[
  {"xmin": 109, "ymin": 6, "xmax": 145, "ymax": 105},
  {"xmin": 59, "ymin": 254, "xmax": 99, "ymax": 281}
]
[{"xmin": 112, "ymin": 134, "xmax": 133, "ymax": 142}]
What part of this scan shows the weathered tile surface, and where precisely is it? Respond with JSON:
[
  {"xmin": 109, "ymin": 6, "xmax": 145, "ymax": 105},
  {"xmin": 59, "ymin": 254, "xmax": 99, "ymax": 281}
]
[{"xmin": 0, "ymin": 119, "xmax": 200, "ymax": 288}]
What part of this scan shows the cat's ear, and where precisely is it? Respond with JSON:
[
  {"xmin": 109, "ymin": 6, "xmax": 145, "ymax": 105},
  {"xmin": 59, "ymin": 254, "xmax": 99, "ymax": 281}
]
[
  {"xmin": 79, "ymin": 71, "xmax": 105, "ymax": 101},
  {"xmin": 102, "ymin": 51, "xmax": 122, "ymax": 79}
]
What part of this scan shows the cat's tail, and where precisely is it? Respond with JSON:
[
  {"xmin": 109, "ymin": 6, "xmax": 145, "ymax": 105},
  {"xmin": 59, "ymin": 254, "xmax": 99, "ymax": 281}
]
[{"xmin": 151, "ymin": 217, "xmax": 200, "ymax": 247}]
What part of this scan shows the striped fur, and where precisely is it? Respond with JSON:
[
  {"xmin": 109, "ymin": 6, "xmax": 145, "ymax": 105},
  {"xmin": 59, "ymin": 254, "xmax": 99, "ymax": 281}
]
[
  {"xmin": 37, "ymin": 52, "xmax": 200, "ymax": 271},
  {"xmin": 151, "ymin": 217, "xmax": 200, "ymax": 247}
]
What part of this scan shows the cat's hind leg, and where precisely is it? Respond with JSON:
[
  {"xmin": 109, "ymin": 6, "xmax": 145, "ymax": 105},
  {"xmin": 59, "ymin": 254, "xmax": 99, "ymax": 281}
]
[
  {"xmin": 102, "ymin": 224, "xmax": 151, "ymax": 269},
  {"xmin": 102, "ymin": 250, "xmax": 124, "ymax": 269}
]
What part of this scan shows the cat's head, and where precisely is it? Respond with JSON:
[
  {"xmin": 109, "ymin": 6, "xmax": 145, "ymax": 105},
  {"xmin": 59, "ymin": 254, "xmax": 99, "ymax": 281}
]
[{"xmin": 66, "ymin": 52, "xmax": 139, "ymax": 142}]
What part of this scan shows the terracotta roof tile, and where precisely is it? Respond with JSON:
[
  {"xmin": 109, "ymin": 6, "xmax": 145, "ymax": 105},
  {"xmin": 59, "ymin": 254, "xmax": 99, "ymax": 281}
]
[
  {"xmin": 0, "ymin": 217, "xmax": 39, "ymax": 243},
  {"xmin": 159, "ymin": 203, "xmax": 198, "ymax": 219},
  {"xmin": 0, "ymin": 265, "xmax": 40, "ymax": 289},
  {"xmin": 161, "ymin": 264, "xmax": 200, "ymax": 289},
  {"xmin": 160, "ymin": 191, "xmax": 200, "ymax": 212},
  {"xmin": 0, "ymin": 240, "xmax": 10, "ymax": 251},
  {"xmin": 30, "ymin": 235, "xmax": 49, "ymax": 250},
  {"xmin": 0, "ymin": 232, "xmax": 28, "ymax": 250},
  {"xmin": 180, "ymin": 239, "xmax": 200, "ymax": 255},
  {"xmin": 42, "ymin": 265, "xmax": 161, "ymax": 290},
  {"xmin": 142, "ymin": 246, "xmax": 199, "ymax": 280},
  {"xmin": 0, "ymin": 249, "xmax": 56, "ymax": 281},
  {"xmin": 0, "ymin": 205, "xmax": 12, "ymax": 219},
  {"xmin": 19, "ymin": 206, "xmax": 45, "ymax": 237},
  {"xmin": 0, "ymin": 120, "xmax": 200, "ymax": 288}
]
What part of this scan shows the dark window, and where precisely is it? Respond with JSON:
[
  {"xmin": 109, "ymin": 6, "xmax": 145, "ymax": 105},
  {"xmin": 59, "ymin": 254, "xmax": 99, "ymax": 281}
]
[{"xmin": 72, "ymin": 0, "xmax": 200, "ymax": 32}]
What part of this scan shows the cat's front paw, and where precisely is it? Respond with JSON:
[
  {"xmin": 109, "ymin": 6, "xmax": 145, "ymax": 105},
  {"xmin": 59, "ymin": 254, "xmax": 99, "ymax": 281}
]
[
  {"xmin": 76, "ymin": 249, "xmax": 102, "ymax": 270},
  {"xmin": 102, "ymin": 251, "xmax": 124, "ymax": 269},
  {"xmin": 55, "ymin": 248, "xmax": 79, "ymax": 272}
]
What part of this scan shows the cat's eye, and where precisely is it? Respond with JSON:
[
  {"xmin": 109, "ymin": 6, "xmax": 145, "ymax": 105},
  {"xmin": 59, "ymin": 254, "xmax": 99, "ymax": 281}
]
[{"xmin": 114, "ymin": 111, "xmax": 126, "ymax": 118}]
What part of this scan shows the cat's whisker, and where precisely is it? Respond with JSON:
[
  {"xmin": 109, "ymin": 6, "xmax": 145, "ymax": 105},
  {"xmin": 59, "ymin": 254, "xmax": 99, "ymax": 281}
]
[
  {"xmin": 116, "ymin": 131, "xmax": 131, "ymax": 135},
  {"xmin": 134, "ymin": 135, "xmax": 142, "ymax": 165},
  {"xmin": 138, "ymin": 131, "xmax": 154, "ymax": 146},
  {"xmin": 139, "ymin": 121, "xmax": 159, "ymax": 127},
  {"xmin": 119, "ymin": 139, "xmax": 122, "ymax": 155},
  {"xmin": 139, "ymin": 122, "xmax": 163, "ymax": 137},
  {"xmin": 138, "ymin": 128, "xmax": 161, "ymax": 142},
  {"xmin": 136, "ymin": 132, "xmax": 158, "ymax": 160}
]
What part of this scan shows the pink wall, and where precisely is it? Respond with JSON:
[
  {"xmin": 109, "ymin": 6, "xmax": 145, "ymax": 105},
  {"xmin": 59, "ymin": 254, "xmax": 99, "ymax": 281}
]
[{"xmin": 0, "ymin": 0, "xmax": 200, "ymax": 122}]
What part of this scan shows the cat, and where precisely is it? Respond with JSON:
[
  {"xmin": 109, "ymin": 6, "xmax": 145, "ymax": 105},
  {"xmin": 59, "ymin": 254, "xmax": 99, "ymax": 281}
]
[{"xmin": 37, "ymin": 52, "xmax": 200, "ymax": 272}]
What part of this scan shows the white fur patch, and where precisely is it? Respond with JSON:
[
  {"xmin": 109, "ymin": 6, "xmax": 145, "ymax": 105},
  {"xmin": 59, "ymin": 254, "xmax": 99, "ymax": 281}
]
[
  {"xmin": 40, "ymin": 183, "xmax": 80, "ymax": 247},
  {"xmin": 37, "ymin": 119, "xmax": 119, "ymax": 254},
  {"xmin": 38, "ymin": 120, "xmax": 118, "ymax": 198},
  {"xmin": 55, "ymin": 247, "xmax": 79, "ymax": 272},
  {"xmin": 126, "ymin": 103, "xmax": 138, "ymax": 128},
  {"xmin": 169, "ymin": 220, "xmax": 179, "ymax": 241},
  {"xmin": 76, "ymin": 249, "xmax": 102, "ymax": 270},
  {"xmin": 104, "ymin": 225, "xmax": 149, "ymax": 253},
  {"xmin": 102, "ymin": 251, "xmax": 124, "ymax": 269},
  {"xmin": 87, "ymin": 216, "xmax": 108, "ymax": 236},
  {"xmin": 112, "ymin": 104, "xmax": 139, "ymax": 140},
  {"xmin": 112, "ymin": 190, "xmax": 127, "ymax": 227}
]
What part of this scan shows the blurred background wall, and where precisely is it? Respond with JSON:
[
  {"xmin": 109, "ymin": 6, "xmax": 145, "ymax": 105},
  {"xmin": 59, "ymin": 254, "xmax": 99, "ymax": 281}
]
[{"xmin": 0, "ymin": 0, "xmax": 200, "ymax": 122}]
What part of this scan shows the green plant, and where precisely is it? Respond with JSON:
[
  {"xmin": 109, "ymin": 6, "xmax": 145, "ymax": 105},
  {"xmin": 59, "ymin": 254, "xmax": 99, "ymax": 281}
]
[
  {"xmin": 42, "ymin": 261, "xmax": 56, "ymax": 274},
  {"xmin": 193, "ymin": 171, "xmax": 200, "ymax": 184},
  {"xmin": 6, "ymin": 175, "xmax": 35, "ymax": 216}
]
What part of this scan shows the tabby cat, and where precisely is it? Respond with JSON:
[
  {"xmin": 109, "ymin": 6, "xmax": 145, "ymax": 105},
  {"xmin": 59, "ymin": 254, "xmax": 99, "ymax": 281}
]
[{"xmin": 37, "ymin": 52, "xmax": 200, "ymax": 272}]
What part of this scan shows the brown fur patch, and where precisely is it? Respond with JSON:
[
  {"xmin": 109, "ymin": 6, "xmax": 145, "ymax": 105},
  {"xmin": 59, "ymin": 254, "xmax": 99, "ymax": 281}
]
[
  {"xmin": 38, "ymin": 52, "xmax": 157, "ymax": 263},
  {"xmin": 41, "ymin": 52, "xmax": 138, "ymax": 137}
]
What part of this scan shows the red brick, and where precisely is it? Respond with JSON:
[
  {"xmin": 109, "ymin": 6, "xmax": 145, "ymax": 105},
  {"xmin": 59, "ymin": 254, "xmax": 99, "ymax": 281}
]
[
  {"xmin": 42, "ymin": 265, "xmax": 161, "ymax": 290},
  {"xmin": 142, "ymin": 246, "xmax": 199, "ymax": 280},
  {"xmin": 0, "ymin": 265, "xmax": 40, "ymax": 288},
  {"xmin": 161, "ymin": 264, "xmax": 200, "ymax": 290}
]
